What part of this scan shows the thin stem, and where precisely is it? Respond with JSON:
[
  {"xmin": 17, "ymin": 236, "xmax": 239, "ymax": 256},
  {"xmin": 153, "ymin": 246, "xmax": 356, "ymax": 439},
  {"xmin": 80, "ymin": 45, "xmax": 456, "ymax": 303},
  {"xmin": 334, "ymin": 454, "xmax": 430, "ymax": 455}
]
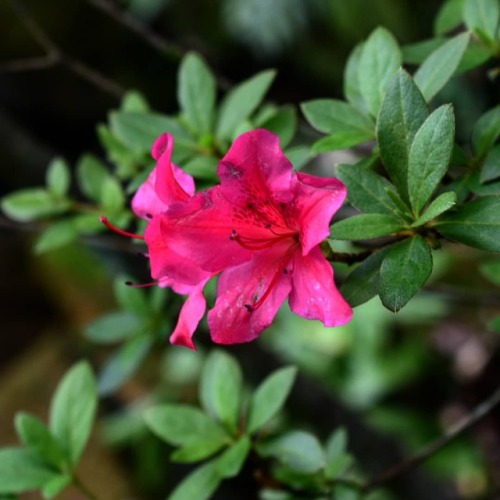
[
  {"xmin": 363, "ymin": 384, "xmax": 500, "ymax": 492},
  {"xmin": 73, "ymin": 474, "xmax": 100, "ymax": 500}
]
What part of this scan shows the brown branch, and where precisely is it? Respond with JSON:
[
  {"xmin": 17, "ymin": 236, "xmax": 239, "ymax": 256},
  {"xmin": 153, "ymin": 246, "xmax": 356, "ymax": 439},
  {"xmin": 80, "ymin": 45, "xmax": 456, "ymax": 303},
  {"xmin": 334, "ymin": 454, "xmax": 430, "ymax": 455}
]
[
  {"xmin": 3, "ymin": 0, "xmax": 125, "ymax": 100},
  {"xmin": 363, "ymin": 384, "xmax": 500, "ymax": 492}
]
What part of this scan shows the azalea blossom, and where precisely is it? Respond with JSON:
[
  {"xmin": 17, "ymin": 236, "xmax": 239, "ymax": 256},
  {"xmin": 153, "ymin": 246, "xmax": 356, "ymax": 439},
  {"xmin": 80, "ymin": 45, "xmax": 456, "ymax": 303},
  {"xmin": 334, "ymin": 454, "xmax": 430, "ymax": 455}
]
[{"xmin": 158, "ymin": 129, "xmax": 353, "ymax": 345}]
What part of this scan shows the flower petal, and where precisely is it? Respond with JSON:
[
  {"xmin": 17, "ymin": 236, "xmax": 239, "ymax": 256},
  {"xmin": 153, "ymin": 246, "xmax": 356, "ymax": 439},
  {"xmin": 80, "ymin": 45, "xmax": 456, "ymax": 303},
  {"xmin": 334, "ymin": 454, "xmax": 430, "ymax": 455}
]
[
  {"xmin": 218, "ymin": 129, "xmax": 293, "ymax": 206},
  {"xmin": 145, "ymin": 216, "xmax": 210, "ymax": 286},
  {"xmin": 208, "ymin": 243, "xmax": 293, "ymax": 344},
  {"xmin": 293, "ymin": 173, "xmax": 347, "ymax": 255},
  {"xmin": 161, "ymin": 187, "xmax": 254, "ymax": 273},
  {"xmin": 152, "ymin": 133, "xmax": 195, "ymax": 204},
  {"xmin": 132, "ymin": 169, "xmax": 168, "ymax": 219},
  {"xmin": 169, "ymin": 282, "xmax": 207, "ymax": 350},
  {"xmin": 289, "ymin": 246, "xmax": 352, "ymax": 326}
]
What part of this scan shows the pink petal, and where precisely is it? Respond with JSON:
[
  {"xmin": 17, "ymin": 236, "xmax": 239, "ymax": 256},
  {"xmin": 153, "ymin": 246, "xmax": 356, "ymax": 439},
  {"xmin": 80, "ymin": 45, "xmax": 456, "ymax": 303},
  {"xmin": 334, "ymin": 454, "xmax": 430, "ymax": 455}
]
[
  {"xmin": 289, "ymin": 246, "xmax": 352, "ymax": 326},
  {"xmin": 217, "ymin": 129, "xmax": 293, "ymax": 206},
  {"xmin": 132, "ymin": 169, "xmax": 168, "ymax": 219},
  {"xmin": 208, "ymin": 242, "xmax": 293, "ymax": 344},
  {"xmin": 152, "ymin": 133, "xmax": 195, "ymax": 204},
  {"xmin": 169, "ymin": 283, "xmax": 208, "ymax": 350},
  {"xmin": 145, "ymin": 217, "xmax": 211, "ymax": 286},
  {"xmin": 161, "ymin": 187, "xmax": 254, "ymax": 273},
  {"xmin": 293, "ymin": 173, "xmax": 347, "ymax": 255}
]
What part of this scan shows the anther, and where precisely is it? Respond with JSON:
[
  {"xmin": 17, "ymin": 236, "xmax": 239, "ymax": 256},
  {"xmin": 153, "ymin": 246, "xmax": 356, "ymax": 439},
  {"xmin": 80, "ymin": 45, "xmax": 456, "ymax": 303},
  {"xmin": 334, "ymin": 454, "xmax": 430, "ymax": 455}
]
[{"xmin": 244, "ymin": 304, "xmax": 254, "ymax": 312}]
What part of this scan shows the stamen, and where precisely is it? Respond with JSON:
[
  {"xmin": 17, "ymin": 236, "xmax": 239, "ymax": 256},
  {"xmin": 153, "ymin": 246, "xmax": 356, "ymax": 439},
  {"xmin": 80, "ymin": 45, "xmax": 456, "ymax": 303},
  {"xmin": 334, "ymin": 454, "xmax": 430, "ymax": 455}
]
[
  {"xmin": 100, "ymin": 216, "xmax": 144, "ymax": 240},
  {"xmin": 125, "ymin": 280, "xmax": 158, "ymax": 288},
  {"xmin": 230, "ymin": 228, "xmax": 298, "ymax": 251}
]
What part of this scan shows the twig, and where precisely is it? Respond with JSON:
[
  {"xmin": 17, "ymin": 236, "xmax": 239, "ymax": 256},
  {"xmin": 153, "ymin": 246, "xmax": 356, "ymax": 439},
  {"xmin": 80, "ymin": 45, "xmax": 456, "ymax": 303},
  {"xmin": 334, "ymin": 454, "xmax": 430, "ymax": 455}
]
[
  {"xmin": 86, "ymin": 0, "xmax": 184, "ymax": 59},
  {"xmin": 363, "ymin": 384, "xmax": 500, "ymax": 492},
  {"xmin": 3, "ymin": 0, "xmax": 125, "ymax": 100}
]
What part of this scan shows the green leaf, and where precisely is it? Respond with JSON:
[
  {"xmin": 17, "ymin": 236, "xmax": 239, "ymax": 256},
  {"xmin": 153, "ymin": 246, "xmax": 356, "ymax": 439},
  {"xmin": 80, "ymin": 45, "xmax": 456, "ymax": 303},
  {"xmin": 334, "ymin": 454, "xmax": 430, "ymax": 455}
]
[
  {"xmin": 85, "ymin": 311, "xmax": 142, "ymax": 344},
  {"xmin": 335, "ymin": 164, "xmax": 404, "ymax": 218},
  {"xmin": 49, "ymin": 361, "xmax": 97, "ymax": 466},
  {"xmin": 110, "ymin": 111, "xmax": 194, "ymax": 153},
  {"xmin": 377, "ymin": 69, "xmax": 429, "ymax": 202},
  {"xmin": 325, "ymin": 428, "xmax": 353, "ymax": 479},
  {"xmin": 246, "ymin": 366, "xmax": 297, "ymax": 434},
  {"xmin": 144, "ymin": 404, "xmax": 229, "ymax": 452},
  {"xmin": 0, "ymin": 448, "xmax": 58, "ymax": 494},
  {"xmin": 200, "ymin": 350, "xmax": 243, "ymax": 432},
  {"xmin": 121, "ymin": 90, "xmax": 150, "ymax": 112},
  {"xmin": 434, "ymin": 0, "xmax": 465, "ymax": 35},
  {"xmin": 402, "ymin": 38, "xmax": 446, "ymax": 65},
  {"xmin": 41, "ymin": 474, "xmax": 72, "ymax": 499},
  {"xmin": 408, "ymin": 105, "xmax": 455, "ymax": 214},
  {"xmin": 1, "ymin": 189, "xmax": 69, "ymax": 222},
  {"xmin": 479, "ymin": 259, "xmax": 500, "ymax": 286},
  {"xmin": 98, "ymin": 335, "xmax": 153, "ymax": 395},
  {"xmin": 15, "ymin": 413, "xmax": 68, "ymax": 469},
  {"xmin": 215, "ymin": 435, "xmax": 251, "ymax": 478},
  {"xmin": 340, "ymin": 247, "xmax": 391, "ymax": 307},
  {"xmin": 436, "ymin": 196, "xmax": 500, "ymax": 251},
  {"xmin": 168, "ymin": 460, "xmax": 221, "ymax": 500},
  {"xmin": 257, "ymin": 431, "xmax": 325, "ymax": 474},
  {"xmin": 463, "ymin": 0, "xmax": 500, "ymax": 41},
  {"xmin": 181, "ymin": 155, "xmax": 219, "ymax": 181},
  {"xmin": 178, "ymin": 52, "xmax": 216, "ymax": 135},
  {"xmin": 379, "ymin": 235, "xmax": 433, "ymax": 312},
  {"xmin": 76, "ymin": 155, "xmax": 110, "ymax": 202},
  {"xmin": 332, "ymin": 214, "xmax": 405, "ymax": 240},
  {"xmin": 311, "ymin": 130, "xmax": 374, "ymax": 152},
  {"xmin": 411, "ymin": 191, "xmax": 457, "ymax": 227},
  {"xmin": 100, "ymin": 177, "xmax": 125, "ymax": 214},
  {"xmin": 471, "ymin": 106, "xmax": 500, "ymax": 159},
  {"xmin": 46, "ymin": 158, "xmax": 70, "ymax": 198},
  {"xmin": 480, "ymin": 145, "xmax": 500, "ymax": 183},
  {"xmin": 414, "ymin": 33, "xmax": 470, "ymax": 101},
  {"xmin": 358, "ymin": 27, "xmax": 402, "ymax": 117},
  {"xmin": 216, "ymin": 70, "xmax": 276, "ymax": 140},
  {"xmin": 258, "ymin": 105, "xmax": 297, "ymax": 148},
  {"xmin": 301, "ymin": 99, "xmax": 374, "ymax": 136},
  {"xmin": 34, "ymin": 219, "xmax": 80, "ymax": 254},
  {"xmin": 343, "ymin": 43, "xmax": 367, "ymax": 113}
]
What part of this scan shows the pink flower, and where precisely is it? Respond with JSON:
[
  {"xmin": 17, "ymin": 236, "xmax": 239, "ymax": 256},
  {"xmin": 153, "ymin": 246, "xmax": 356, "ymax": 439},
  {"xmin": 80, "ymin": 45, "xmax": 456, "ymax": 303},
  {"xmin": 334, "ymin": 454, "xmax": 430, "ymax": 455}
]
[{"xmin": 159, "ymin": 129, "xmax": 353, "ymax": 344}]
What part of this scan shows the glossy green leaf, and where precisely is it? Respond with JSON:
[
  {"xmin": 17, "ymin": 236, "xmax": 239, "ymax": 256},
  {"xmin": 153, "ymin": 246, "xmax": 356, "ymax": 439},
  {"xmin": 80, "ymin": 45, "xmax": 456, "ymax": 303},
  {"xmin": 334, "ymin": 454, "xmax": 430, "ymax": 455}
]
[
  {"xmin": 178, "ymin": 52, "xmax": 216, "ymax": 135},
  {"xmin": 377, "ymin": 69, "xmax": 429, "ymax": 202},
  {"xmin": 379, "ymin": 235, "xmax": 433, "ymax": 312},
  {"xmin": 181, "ymin": 155, "xmax": 219, "ymax": 181},
  {"xmin": 247, "ymin": 366, "xmax": 297, "ymax": 434},
  {"xmin": 436, "ymin": 196, "xmax": 500, "ymax": 251},
  {"xmin": 408, "ymin": 105, "xmax": 455, "ymax": 214},
  {"xmin": 358, "ymin": 27, "xmax": 402, "ymax": 117},
  {"xmin": 1, "ymin": 189, "xmax": 69, "ymax": 222},
  {"xmin": 311, "ymin": 130, "xmax": 374, "ymax": 152},
  {"xmin": 402, "ymin": 38, "xmax": 446, "ymax": 65},
  {"xmin": 98, "ymin": 335, "xmax": 153, "ymax": 395},
  {"xmin": 76, "ymin": 155, "xmax": 110, "ymax": 202},
  {"xmin": 41, "ymin": 474, "xmax": 72, "ymax": 499},
  {"xmin": 257, "ymin": 431, "xmax": 325, "ymax": 473},
  {"xmin": 411, "ymin": 191, "xmax": 457, "ymax": 227},
  {"xmin": 340, "ymin": 247, "xmax": 391, "ymax": 307},
  {"xmin": 200, "ymin": 350, "xmax": 242, "ymax": 432},
  {"xmin": 480, "ymin": 145, "xmax": 500, "ymax": 183},
  {"xmin": 121, "ymin": 90, "xmax": 150, "ymax": 112},
  {"xmin": 168, "ymin": 460, "xmax": 221, "ymax": 500},
  {"xmin": 434, "ymin": 0, "xmax": 465, "ymax": 35},
  {"xmin": 35, "ymin": 219, "xmax": 80, "ymax": 254},
  {"xmin": 335, "ymin": 164, "xmax": 404, "ymax": 218},
  {"xmin": 144, "ymin": 404, "xmax": 229, "ymax": 448},
  {"xmin": 46, "ymin": 158, "xmax": 70, "ymax": 198},
  {"xmin": 216, "ymin": 70, "xmax": 276, "ymax": 140},
  {"xmin": 463, "ymin": 0, "xmax": 500, "ymax": 41},
  {"xmin": 215, "ymin": 435, "xmax": 250, "ymax": 478},
  {"xmin": 100, "ymin": 177, "xmax": 125, "ymax": 214},
  {"xmin": 414, "ymin": 33, "xmax": 469, "ymax": 101},
  {"xmin": 301, "ymin": 99, "xmax": 374, "ymax": 136},
  {"xmin": 479, "ymin": 259, "xmax": 500, "ymax": 286},
  {"xmin": 257, "ymin": 105, "xmax": 297, "ymax": 149},
  {"xmin": 343, "ymin": 43, "xmax": 367, "ymax": 112},
  {"xmin": 471, "ymin": 106, "xmax": 500, "ymax": 159},
  {"xmin": 49, "ymin": 361, "xmax": 97, "ymax": 466},
  {"xmin": 325, "ymin": 428, "xmax": 353, "ymax": 479},
  {"xmin": 332, "ymin": 214, "xmax": 405, "ymax": 240},
  {"xmin": 85, "ymin": 311, "xmax": 142, "ymax": 344},
  {"xmin": 15, "ymin": 413, "xmax": 67, "ymax": 469},
  {"xmin": 0, "ymin": 448, "xmax": 58, "ymax": 494}
]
